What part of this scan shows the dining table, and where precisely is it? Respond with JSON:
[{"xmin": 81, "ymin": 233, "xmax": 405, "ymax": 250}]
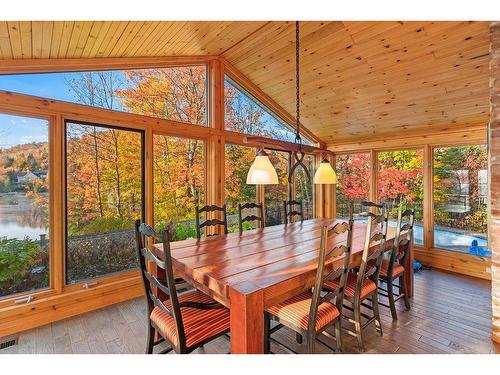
[{"xmin": 152, "ymin": 218, "xmax": 413, "ymax": 354}]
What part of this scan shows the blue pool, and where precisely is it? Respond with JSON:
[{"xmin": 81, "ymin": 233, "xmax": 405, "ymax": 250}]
[{"xmin": 352, "ymin": 218, "xmax": 490, "ymax": 257}]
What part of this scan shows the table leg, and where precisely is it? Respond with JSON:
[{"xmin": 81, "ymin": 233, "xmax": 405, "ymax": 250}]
[{"xmin": 229, "ymin": 286, "xmax": 264, "ymax": 354}]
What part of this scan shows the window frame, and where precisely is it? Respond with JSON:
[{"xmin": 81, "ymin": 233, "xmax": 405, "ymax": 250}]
[
  {"xmin": 333, "ymin": 143, "xmax": 489, "ymax": 257},
  {"xmin": 334, "ymin": 150, "xmax": 373, "ymax": 218},
  {"xmin": 223, "ymin": 73, "xmax": 314, "ymax": 145},
  {"xmin": 430, "ymin": 143, "xmax": 488, "ymax": 254},
  {"xmin": 0, "ymin": 109, "xmax": 56, "ymax": 303},
  {"xmin": 151, "ymin": 132, "xmax": 207, "ymax": 237},
  {"xmin": 63, "ymin": 119, "xmax": 146, "ymax": 287}
]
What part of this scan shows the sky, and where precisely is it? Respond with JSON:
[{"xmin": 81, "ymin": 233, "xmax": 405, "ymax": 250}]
[
  {"xmin": 0, "ymin": 113, "xmax": 49, "ymax": 149},
  {"xmin": 0, "ymin": 70, "xmax": 129, "ymax": 148}
]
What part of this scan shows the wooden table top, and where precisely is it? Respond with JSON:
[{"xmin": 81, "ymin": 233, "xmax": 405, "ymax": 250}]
[{"xmin": 156, "ymin": 218, "xmax": 395, "ymax": 307}]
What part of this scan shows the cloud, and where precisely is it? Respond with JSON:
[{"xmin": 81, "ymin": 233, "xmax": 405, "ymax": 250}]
[{"xmin": 19, "ymin": 135, "xmax": 48, "ymax": 143}]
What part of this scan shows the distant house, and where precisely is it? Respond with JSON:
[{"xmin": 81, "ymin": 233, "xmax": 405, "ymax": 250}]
[{"xmin": 16, "ymin": 170, "xmax": 47, "ymax": 184}]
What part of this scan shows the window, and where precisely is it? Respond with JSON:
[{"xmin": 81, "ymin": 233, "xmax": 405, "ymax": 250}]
[
  {"xmin": 433, "ymin": 145, "xmax": 489, "ymax": 256},
  {"xmin": 0, "ymin": 113, "xmax": 50, "ymax": 298},
  {"xmin": 225, "ymin": 143, "xmax": 257, "ymax": 233},
  {"xmin": 65, "ymin": 121, "xmax": 144, "ymax": 284},
  {"xmin": 295, "ymin": 155, "xmax": 315, "ymax": 220},
  {"xmin": 378, "ymin": 150, "xmax": 424, "ymax": 245},
  {"xmin": 335, "ymin": 153, "xmax": 371, "ymax": 218},
  {"xmin": 153, "ymin": 135, "xmax": 204, "ymax": 240},
  {"xmin": 0, "ymin": 66, "xmax": 208, "ymax": 126},
  {"xmin": 265, "ymin": 150, "xmax": 290, "ymax": 226},
  {"xmin": 224, "ymin": 76, "xmax": 310, "ymax": 143}
]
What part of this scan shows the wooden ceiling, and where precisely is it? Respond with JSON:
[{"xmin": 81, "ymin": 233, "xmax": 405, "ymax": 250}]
[{"xmin": 0, "ymin": 21, "xmax": 490, "ymax": 145}]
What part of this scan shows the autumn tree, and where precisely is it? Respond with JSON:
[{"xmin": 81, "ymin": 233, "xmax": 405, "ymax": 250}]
[
  {"xmin": 115, "ymin": 67, "xmax": 207, "ymax": 235},
  {"xmin": 66, "ymin": 71, "xmax": 126, "ymax": 218}
]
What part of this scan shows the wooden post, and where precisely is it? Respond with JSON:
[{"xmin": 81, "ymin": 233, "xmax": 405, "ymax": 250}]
[
  {"xmin": 489, "ymin": 21, "xmax": 500, "ymax": 344},
  {"xmin": 423, "ymin": 145, "xmax": 434, "ymax": 249},
  {"xmin": 205, "ymin": 58, "xmax": 225, "ymax": 233},
  {"xmin": 52, "ymin": 114, "xmax": 64, "ymax": 293},
  {"xmin": 313, "ymin": 155, "xmax": 323, "ymax": 218},
  {"xmin": 145, "ymin": 128, "xmax": 154, "ymax": 227},
  {"xmin": 369, "ymin": 149, "xmax": 378, "ymax": 203},
  {"xmin": 330, "ymin": 154, "xmax": 336, "ymax": 218},
  {"xmin": 320, "ymin": 154, "xmax": 336, "ymax": 219}
]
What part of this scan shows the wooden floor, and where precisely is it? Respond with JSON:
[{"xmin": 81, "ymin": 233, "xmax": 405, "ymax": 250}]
[{"xmin": 1, "ymin": 269, "xmax": 498, "ymax": 354}]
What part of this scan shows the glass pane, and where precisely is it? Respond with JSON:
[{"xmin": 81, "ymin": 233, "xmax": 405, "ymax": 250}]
[
  {"xmin": 225, "ymin": 144, "xmax": 257, "ymax": 233},
  {"xmin": 335, "ymin": 153, "xmax": 371, "ymax": 219},
  {"xmin": 224, "ymin": 76, "xmax": 311, "ymax": 144},
  {"xmin": 66, "ymin": 122, "xmax": 144, "ymax": 284},
  {"xmin": 0, "ymin": 66, "xmax": 207, "ymax": 126},
  {"xmin": 0, "ymin": 113, "xmax": 50, "ymax": 298},
  {"xmin": 295, "ymin": 155, "xmax": 315, "ymax": 220},
  {"xmin": 154, "ymin": 135, "xmax": 204, "ymax": 241},
  {"xmin": 378, "ymin": 150, "xmax": 424, "ymax": 245},
  {"xmin": 433, "ymin": 146, "xmax": 489, "ymax": 256},
  {"xmin": 264, "ymin": 150, "xmax": 290, "ymax": 226}
]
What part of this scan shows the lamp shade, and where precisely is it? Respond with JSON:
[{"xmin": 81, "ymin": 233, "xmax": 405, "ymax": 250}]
[
  {"xmin": 246, "ymin": 150, "xmax": 278, "ymax": 185},
  {"xmin": 313, "ymin": 158, "xmax": 338, "ymax": 184}
]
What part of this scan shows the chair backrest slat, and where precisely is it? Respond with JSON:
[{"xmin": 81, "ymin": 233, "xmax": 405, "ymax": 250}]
[
  {"xmin": 135, "ymin": 220, "xmax": 187, "ymax": 351},
  {"xmin": 238, "ymin": 202, "xmax": 265, "ymax": 233},
  {"xmin": 391, "ymin": 205, "xmax": 415, "ymax": 267},
  {"xmin": 195, "ymin": 204, "xmax": 228, "ymax": 238},
  {"xmin": 284, "ymin": 199, "xmax": 303, "ymax": 224},
  {"xmin": 356, "ymin": 202, "xmax": 389, "ymax": 294}
]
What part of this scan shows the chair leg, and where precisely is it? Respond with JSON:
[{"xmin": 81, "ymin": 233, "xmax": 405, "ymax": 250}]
[
  {"xmin": 306, "ymin": 332, "xmax": 315, "ymax": 354},
  {"xmin": 264, "ymin": 312, "xmax": 271, "ymax": 354},
  {"xmin": 386, "ymin": 276, "xmax": 398, "ymax": 320},
  {"xmin": 371, "ymin": 293, "xmax": 383, "ymax": 337},
  {"xmin": 295, "ymin": 332, "xmax": 303, "ymax": 344},
  {"xmin": 334, "ymin": 319, "xmax": 343, "ymax": 353},
  {"xmin": 353, "ymin": 301, "xmax": 364, "ymax": 352},
  {"xmin": 400, "ymin": 273, "xmax": 411, "ymax": 310},
  {"xmin": 146, "ymin": 323, "xmax": 155, "ymax": 354}
]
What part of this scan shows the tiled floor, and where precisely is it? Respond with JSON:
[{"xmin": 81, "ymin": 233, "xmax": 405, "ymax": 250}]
[{"xmin": 1, "ymin": 269, "xmax": 498, "ymax": 354}]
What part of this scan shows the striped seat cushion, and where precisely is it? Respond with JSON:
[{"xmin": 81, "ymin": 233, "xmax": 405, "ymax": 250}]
[
  {"xmin": 379, "ymin": 263, "xmax": 405, "ymax": 278},
  {"xmin": 150, "ymin": 290, "xmax": 229, "ymax": 349},
  {"xmin": 266, "ymin": 291, "xmax": 340, "ymax": 332},
  {"xmin": 367, "ymin": 259, "xmax": 405, "ymax": 278},
  {"xmin": 324, "ymin": 273, "xmax": 377, "ymax": 298}
]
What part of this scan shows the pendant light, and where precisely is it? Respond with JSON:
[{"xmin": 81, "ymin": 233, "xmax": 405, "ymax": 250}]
[
  {"xmin": 247, "ymin": 21, "xmax": 337, "ymax": 185},
  {"xmin": 246, "ymin": 148, "xmax": 279, "ymax": 185},
  {"xmin": 314, "ymin": 157, "xmax": 338, "ymax": 184}
]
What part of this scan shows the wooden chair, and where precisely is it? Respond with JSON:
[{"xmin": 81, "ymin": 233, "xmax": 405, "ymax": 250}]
[
  {"xmin": 361, "ymin": 200, "xmax": 385, "ymax": 215},
  {"xmin": 237, "ymin": 202, "xmax": 265, "ymax": 233},
  {"xmin": 324, "ymin": 207, "xmax": 388, "ymax": 352},
  {"xmin": 195, "ymin": 204, "xmax": 228, "ymax": 239},
  {"xmin": 134, "ymin": 220, "xmax": 230, "ymax": 354},
  {"xmin": 264, "ymin": 217, "xmax": 354, "ymax": 354},
  {"xmin": 283, "ymin": 199, "xmax": 303, "ymax": 224},
  {"xmin": 377, "ymin": 205, "xmax": 414, "ymax": 320}
]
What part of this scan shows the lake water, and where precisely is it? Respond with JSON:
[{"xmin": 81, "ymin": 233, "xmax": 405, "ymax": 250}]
[{"xmin": 0, "ymin": 192, "xmax": 49, "ymax": 240}]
